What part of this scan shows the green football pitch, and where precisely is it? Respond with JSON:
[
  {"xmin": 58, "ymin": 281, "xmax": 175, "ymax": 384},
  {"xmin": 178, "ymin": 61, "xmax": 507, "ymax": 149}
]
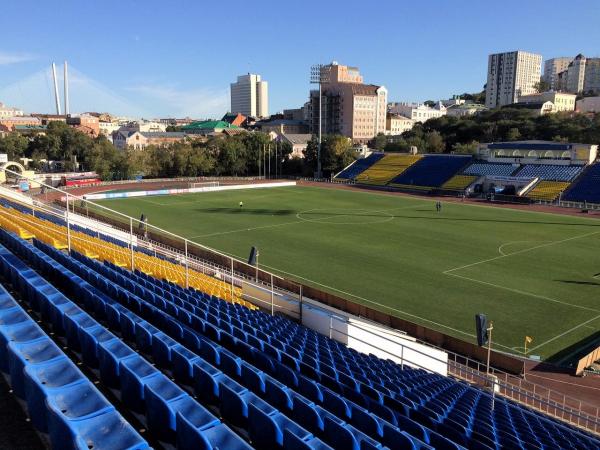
[{"xmin": 96, "ymin": 185, "xmax": 600, "ymax": 361}]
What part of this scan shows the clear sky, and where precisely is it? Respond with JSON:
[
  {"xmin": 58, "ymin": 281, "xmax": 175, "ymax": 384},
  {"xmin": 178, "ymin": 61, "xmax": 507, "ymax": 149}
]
[{"xmin": 1, "ymin": 0, "xmax": 599, "ymax": 118}]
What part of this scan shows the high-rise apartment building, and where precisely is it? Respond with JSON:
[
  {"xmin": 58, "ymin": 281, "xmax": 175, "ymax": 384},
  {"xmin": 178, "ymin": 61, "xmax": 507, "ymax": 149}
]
[
  {"xmin": 543, "ymin": 57, "xmax": 572, "ymax": 90},
  {"xmin": 308, "ymin": 62, "xmax": 387, "ymax": 143},
  {"xmin": 485, "ymin": 51, "xmax": 542, "ymax": 108},
  {"xmin": 230, "ymin": 74, "xmax": 269, "ymax": 118},
  {"xmin": 555, "ymin": 54, "xmax": 600, "ymax": 94}
]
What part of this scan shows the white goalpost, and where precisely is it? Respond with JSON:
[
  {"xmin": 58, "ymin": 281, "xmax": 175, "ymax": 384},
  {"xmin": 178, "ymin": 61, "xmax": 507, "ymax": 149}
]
[{"xmin": 188, "ymin": 181, "xmax": 220, "ymax": 189}]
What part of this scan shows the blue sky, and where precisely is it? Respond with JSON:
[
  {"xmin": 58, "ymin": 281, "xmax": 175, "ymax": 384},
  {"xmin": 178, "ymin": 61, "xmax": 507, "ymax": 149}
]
[{"xmin": 1, "ymin": 0, "xmax": 599, "ymax": 118}]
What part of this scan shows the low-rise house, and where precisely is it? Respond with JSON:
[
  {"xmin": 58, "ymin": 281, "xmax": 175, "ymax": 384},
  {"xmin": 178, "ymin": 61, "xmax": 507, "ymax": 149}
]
[
  {"xmin": 385, "ymin": 114, "xmax": 414, "ymax": 135},
  {"xmin": 113, "ymin": 131, "xmax": 187, "ymax": 150},
  {"xmin": 277, "ymin": 133, "xmax": 312, "ymax": 158}
]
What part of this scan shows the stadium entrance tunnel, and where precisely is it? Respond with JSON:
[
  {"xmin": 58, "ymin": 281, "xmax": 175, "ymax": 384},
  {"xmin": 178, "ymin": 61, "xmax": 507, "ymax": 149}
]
[
  {"xmin": 0, "ymin": 161, "xmax": 26, "ymax": 183},
  {"xmin": 296, "ymin": 208, "xmax": 395, "ymax": 225}
]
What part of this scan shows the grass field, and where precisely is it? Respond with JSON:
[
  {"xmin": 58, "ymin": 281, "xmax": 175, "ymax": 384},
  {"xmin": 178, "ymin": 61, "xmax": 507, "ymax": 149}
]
[{"xmin": 96, "ymin": 185, "xmax": 600, "ymax": 362}]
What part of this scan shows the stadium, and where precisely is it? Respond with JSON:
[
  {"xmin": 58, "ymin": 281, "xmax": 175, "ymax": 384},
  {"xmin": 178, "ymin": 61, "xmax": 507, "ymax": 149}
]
[{"xmin": 0, "ymin": 137, "xmax": 598, "ymax": 450}]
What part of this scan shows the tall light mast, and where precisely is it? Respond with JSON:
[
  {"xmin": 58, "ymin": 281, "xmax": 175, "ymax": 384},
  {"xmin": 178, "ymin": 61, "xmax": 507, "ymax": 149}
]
[
  {"xmin": 64, "ymin": 61, "xmax": 70, "ymax": 115},
  {"xmin": 51, "ymin": 63, "xmax": 62, "ymax": 115}
]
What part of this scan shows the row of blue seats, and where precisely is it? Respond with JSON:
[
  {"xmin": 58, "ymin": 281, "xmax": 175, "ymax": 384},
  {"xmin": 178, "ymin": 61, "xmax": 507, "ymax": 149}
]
[
  {"xmin": 87, "ymin": 253, "xmax": 557, "ymax": 450},
  {"xmin": 391, "ymin": 156, "xmax": 472, "ymax": 188},
  {"xmin": 2, "ymin": 220, "xmax": 596, "ymax": 448},
  {"xmin": 562, "ymin": 162, "xmax": 600, "ymax": 203},
  {"xmin": 513, "ymin": 165, "xmax": 582, "ymax": 182},
  {"xmin": 336, "ymin": 153, "xmax": 385, "ymax": 180},
  {"xmin": 108, "ymin": 254, "xmax": 600, "ymax": 450},
  {"xmin": 462, "ymin": 163, "xmax": 517, "ymax": 177},
  {"xmin": 0, "ymin": 229, "xmax": 251, "ymax": 450},
  {"xmin": 47, "ymin": 242, "xmax": 431, "ymax": 450},
  {"xmin": 0, "ymin": 244, "xmax": 149, "ymax": 450},
  {"xmin": 108, "ymin": 255, "xmax": 600, "ymax": 448},
  {"xmin": 26, "ymin": 236, "xmax": 360, "ymax": 450}
]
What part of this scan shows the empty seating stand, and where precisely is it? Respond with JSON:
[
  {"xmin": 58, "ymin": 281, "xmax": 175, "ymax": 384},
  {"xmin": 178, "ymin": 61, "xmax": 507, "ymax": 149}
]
[
  {"xmin": 355, "ymin": 154, "xmax": 422, "ymax": 186},
  {"xmin": 441, "ymin": 175, "xmax": 478, "ymax": 191},
  {"xmin": 336, "ymin": 153, "xmax": 385, "ymax": 180},
  {"xmin": 462, "ymin": 163, "xmax": 518, "ymax": 177},
  {"xmin": 0, "ymin": 213, "xmax": 598, "ymax": 450},
  {"xmin": 0, "ymin": 246, "xmax": 149, "ymax": 450},
  {"xmin": 389, "ymin": 155, "xmax": 472, "ymax": 190},
  {"xmin": 526, "ymin": 181, "xmax": 571, "ymax": 202},
  {"xmin": 562, "ymin": 162, "xmax": 600, "ymax": 203},
  {"xmin": 514, "ymin": 164, "xmax": 582, "ymax": 182}
]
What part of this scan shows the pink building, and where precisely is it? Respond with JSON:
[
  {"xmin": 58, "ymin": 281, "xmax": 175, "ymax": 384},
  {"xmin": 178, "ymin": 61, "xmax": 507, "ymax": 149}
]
[{"xmin": 309, "ymin": 62, "xmax": 387, "ymax": 143}]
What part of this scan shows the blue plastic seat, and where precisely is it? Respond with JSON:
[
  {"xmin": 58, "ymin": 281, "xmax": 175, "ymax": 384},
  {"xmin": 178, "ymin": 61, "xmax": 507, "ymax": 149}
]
[
  {"xmin": 71, "ymin": 408, "xmax": 149, "ymax": 450},
  {"xmin": 176, "ymin": 413, "xmax": 252, "ymax": 450},
  {"xmin": 119, "ymin": 355, "xmax": 161, "ymax": 413},
  {"xmin": 248, "ymin": 403, "xmax": 313, "ymax": 450},
  {"xmin": 8, "ymin": 337, "xmax": 64, "ymax": 398},
  {"xmin": 145, "ymin": 375, "xmax": 217, "ymax": 441},
  {"xmin": 98, "ymin": 337, "xmax": 136, "ymax": 388},
  {"xmin": 45, "ymin": 382, "xmax": 115, "ymax": 448},
  {"xmin": 0, "ymin": 321, "xmax": 46, "ymax": 372},
  {"xmin": 283, "ymin": 428, "xmax": 334, "ymax": 450}
]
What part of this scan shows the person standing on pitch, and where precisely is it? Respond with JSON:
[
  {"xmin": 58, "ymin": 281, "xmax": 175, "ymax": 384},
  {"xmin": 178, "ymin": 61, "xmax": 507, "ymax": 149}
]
[{"xmin": 239, "ymin": 201, "xmax": 244, "ymax": 209}]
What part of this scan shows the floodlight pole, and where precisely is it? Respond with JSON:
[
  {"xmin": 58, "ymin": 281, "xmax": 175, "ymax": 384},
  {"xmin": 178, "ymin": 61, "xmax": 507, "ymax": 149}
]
[
  {"xmin": 318, "ymin": 80, "xmax": 322, "ymax": 179},
  {"xmin": 311, "ymin": 64, "xmax": 329, "ymax": 179}
]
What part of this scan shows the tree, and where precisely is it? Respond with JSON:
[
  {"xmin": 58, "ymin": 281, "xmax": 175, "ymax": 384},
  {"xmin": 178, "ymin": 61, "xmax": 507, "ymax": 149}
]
[
  {"xmin": 303, "ymin": 135, "xmax": 355, "ymax": 177},
  {"xmin": 505, "ymin": 127, "xmax": 521, "ymax": 141},
  {"xmin": 533, "ymin": 80, "xmax": 550, "ymax": 93},
  {"xmin": 452, "ymin": 141, "xmax": 479, "ymax": 154},
  {"xmin": 372, "ymin": 133, "xmax": 387, "ymax": 150},
  {"xmin": 0, "ymin": 133, "xmax": 28, "ymax": 161},
  {"xmin": 424, "ymin": 131, "xmax": 445, "ymax": 153},
  {"xmin": 424, "ymin": 100, "xmax": 436, "ymax": 107}
]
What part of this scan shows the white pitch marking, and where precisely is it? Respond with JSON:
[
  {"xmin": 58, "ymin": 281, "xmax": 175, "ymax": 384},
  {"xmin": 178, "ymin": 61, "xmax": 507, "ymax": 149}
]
[
  {"xmin": 190, "ymin": 203, "xmax": 428, "ymax": 239},
  {"xmin": 445, "ymin": 271, "xmax": 600, "ymax": 312},
  {"xmin": 525, "ymin": 314, "xmax": 600, "ymax": 353},
  {"xmin": 445, "ymin": 229, "xmax": 600, "ymax": 274},
  {"xmin": 210, "ymin": 248, "xmax": 521, "ymax": 353},
  {"xmin": 497, "ymin": 241, "xmax": 549, "ymax": 256}
]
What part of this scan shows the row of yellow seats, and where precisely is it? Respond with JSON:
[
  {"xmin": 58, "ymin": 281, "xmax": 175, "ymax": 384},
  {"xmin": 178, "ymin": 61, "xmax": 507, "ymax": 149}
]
[
  {"xmin": 0, "ymin": 205, "xmax": 249, "ymax": 308},
  {"xmin": 526, "ymin": 181, "xmax": 571, "ymax": 201},
  {"xmin": 355, "ymin": 154, "xmax": 422, "ymax": 185},
  {"xmin": 441, "ymin": 175, "xmax": 478, "ymax": 190}
]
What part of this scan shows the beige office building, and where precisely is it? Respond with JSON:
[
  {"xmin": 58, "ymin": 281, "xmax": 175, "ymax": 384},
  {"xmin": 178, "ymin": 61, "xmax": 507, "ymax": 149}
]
[
  {"xmin": 543, "ymin": 58, "xmax": 571, "ymax": 91},
  {"xmin": 518, "ymin": 91, "xmax": 576, "ymax": 112},
  {"xmin": 230, "ymin": 74, "xmax": 269, "ymax": 118},
  {"xmin": 485, "ymin": 51, "xmax": 542, "ymax": 108},
  {"xmin": 309, "ymin": 62, "xmax": 387, "ymax": 142},
  {"xmin": 555, "ymin": 54, "xmax": 600, "ymax": 94}
]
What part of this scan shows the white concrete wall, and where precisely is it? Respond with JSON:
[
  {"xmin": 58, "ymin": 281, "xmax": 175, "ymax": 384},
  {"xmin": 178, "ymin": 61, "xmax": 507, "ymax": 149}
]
[
  {"xmin": 301, "ymin": 302, "xmax": 448, "ymax": 375},
  {"xmin": 83, "ymin": 181, "xmax": 297, "ymax": 200}
]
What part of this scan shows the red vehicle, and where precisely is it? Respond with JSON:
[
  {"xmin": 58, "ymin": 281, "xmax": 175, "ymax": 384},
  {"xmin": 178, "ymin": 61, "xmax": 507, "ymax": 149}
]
[{"xmin": 61, "ymin": 175, "xmax": 101, "ymax": 187}]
